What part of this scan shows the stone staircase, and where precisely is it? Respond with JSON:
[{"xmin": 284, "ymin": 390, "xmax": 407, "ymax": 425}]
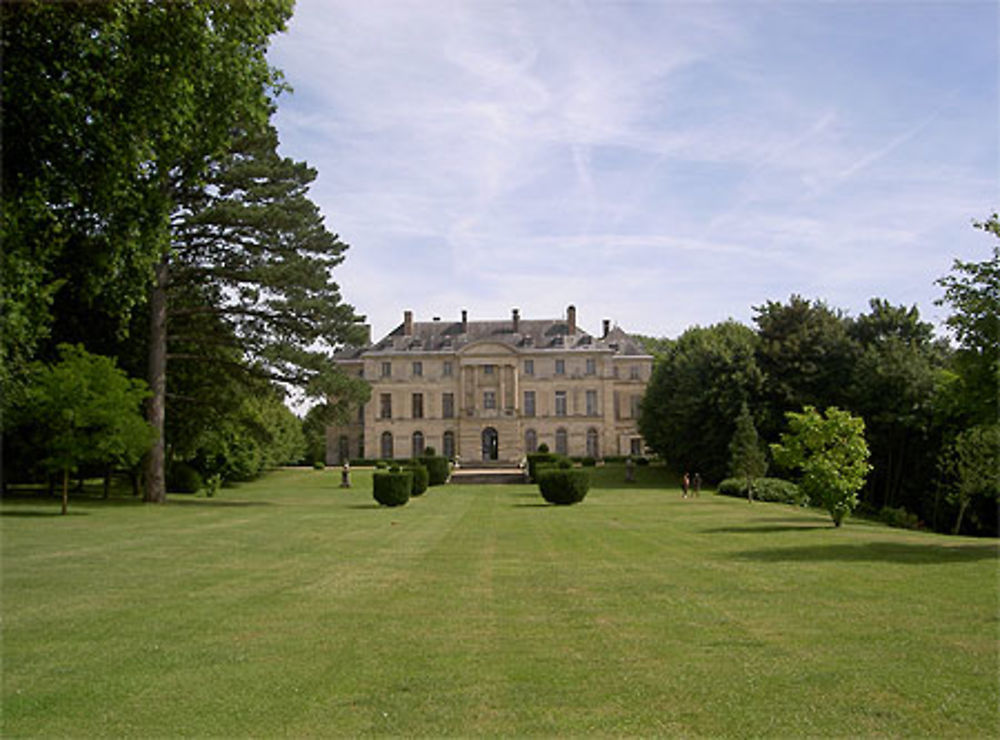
[{"xmin": 449, "ymin": 464, "xmax": 527, "ymax": 485}]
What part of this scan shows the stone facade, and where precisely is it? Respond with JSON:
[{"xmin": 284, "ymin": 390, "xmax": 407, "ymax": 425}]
[{"xmin": 326, "ymin": 306, "xmax": 652, "ymax": 465}]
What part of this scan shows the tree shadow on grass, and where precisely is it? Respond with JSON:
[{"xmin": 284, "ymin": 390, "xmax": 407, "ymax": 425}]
[
  {"xmin": 512, "ymin": 503, "xmax": 551, "ymax": 508},
  {"xmin": 731, "ymin": 542, "xmax": 998, "ymax": 565},
  {"xmin": 704, "ymin": 524, "xmax": 833, "ymax": 534},
  {"xmin": 1, "ymin": 509, "xmax": 90, "ymax": 517}
]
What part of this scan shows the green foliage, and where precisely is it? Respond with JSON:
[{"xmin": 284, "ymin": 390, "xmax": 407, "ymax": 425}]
[
  {"xmin": 728, "ymin": 402, "xmax": 768, "ymax": 500},
  {"xmin": 537, "ymin": 443, "xmax": 550, "ymax": 453},
  {"xmin": 0, "ymin": 0, "xmax": 292, "ymax": 388},
  {"xmin": 939, "ymin": 424, "xmax": 1000, "ymax": 535},
  {"xmin": 717, "ymin": 477, "xmax": 801, "ymax": 505},
  {"xmin": 167, "ymin": 463, "xmax": 203, "ymax": 494},
  {"xmin": 771, "ymin": 406, "xmax": 872, "ymax": 527},
  {"xmin": 877, "ymin": 505, "xmax": 922, "ymax": 531},
  {"xmin": 935, "ymin": 216, "xmax": 1000, "ymax": 426},
  {"xmin": 313, "ymin": 460, "xmax": 326, "ymax": 470},
  {"xmin": 581, "ymin": 457, "xmax": 597, "ymax": 467},
  {"xmin": 527, "ymin": 452, "xmax": 559, "ymax": 482},
  {"xmin": 639, "ymin": 320, "xmax": 763, "ymax": 481},
  {"xmin": 537, "ymin": 469, "xmax": 591, "ymax": 505},
  {"xmin": 372, "ymin": 471, "xmax": 412, "ymax": 507},
  {"xmin": 753, "ymin": 296, "xmax": 856, "ymax": 438},
  {"xmin": 404, "ymin": 464, "xmax": 430, "ymax": 496},
  {"xmin": 11, "ymin": 344, "xmax": 154, "ymax": 512},
  {"xmin": 420, "ymin": 455, "xmax": 451, "ymax": 486}
]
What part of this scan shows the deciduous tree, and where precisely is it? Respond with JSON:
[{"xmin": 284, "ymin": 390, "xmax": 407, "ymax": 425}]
[{"xmin": 771, "ymin": 406, "xmax": 871, "ymax": 527}]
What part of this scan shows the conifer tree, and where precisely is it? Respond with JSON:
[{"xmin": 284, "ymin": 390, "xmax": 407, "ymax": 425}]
[{"xmin": 728, "ymin": 403, "xmax": 768, "ymax": 502}]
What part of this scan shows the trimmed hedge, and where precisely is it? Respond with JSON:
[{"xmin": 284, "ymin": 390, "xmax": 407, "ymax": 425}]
[
  {"xmin": 404, "ymin": 464, "xmax": 429, "ymax": 496},
  {"xmin": 167, "ymin": 462, "xmax": 202, "ymax": 493},
  {"xmin": 538, "ymin": 469, "xmax": 590, "ymax": 505},
  {"xmin": 419, "ymin": 455, "xmax": 451, "ymax": 486},
  {"xmin": 373, "ymin": 471, "xmax": 412, "ymax": 507},
  {"xmin": 717, "ymin": 477, "xmax": 801, "ymax": 504},
  {"xmin": 527, "ymin": 452, "xmax": 558, "ymax": 482}
]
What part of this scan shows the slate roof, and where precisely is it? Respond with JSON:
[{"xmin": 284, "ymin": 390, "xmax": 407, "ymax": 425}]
[{"xmin": 336, "ymin": 314, "xmax": 649, "ymax": 358}]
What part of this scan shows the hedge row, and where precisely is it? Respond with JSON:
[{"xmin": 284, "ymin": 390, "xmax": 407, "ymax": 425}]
[{"xmin": 717, "ymin": 477, "xmax": 802, "ymax": 504}]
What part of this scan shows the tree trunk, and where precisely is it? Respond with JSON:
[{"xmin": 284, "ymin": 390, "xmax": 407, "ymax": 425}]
[
  {"xmin": 145, "ymin": 255, "xmax": 169, "ymax": 503},
  {"xmin": 953, "ymin": 497, "xmax": 969, "ymax": 535},
  {"xmin": 61, "ymin": 468, "xmax": 68, "ymax": 515}
]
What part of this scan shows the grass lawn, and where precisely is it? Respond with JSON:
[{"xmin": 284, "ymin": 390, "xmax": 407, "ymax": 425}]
[{"xmin": 2, "ymin": 466, "xmax": 998, "ymax": 737}]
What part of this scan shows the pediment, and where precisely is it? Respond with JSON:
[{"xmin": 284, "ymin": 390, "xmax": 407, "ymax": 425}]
[{"xmin": 458, "ymin": 341, "xmax": 518, "ymax": 358}]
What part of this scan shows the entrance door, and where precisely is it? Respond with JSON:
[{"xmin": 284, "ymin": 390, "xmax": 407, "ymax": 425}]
[{"xmin": 481, "ymin": 427, "xmax": 499, "ymax": 461}]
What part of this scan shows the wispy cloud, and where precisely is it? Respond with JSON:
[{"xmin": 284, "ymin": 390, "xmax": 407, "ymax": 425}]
[{"xmin": 270, "ymin": 0, "xmax": 998, "ymax": 339}]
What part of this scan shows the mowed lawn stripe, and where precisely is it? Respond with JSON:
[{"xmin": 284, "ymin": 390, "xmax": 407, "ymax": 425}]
[{"xmin": 2, "ymin": 468, "xmax": 997, "ymax": 736}]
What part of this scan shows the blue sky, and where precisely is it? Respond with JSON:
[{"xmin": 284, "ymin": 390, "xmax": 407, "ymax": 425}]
[{"xmin": 268, "ymin": 0, "xmax": 997, "ymax": 341}]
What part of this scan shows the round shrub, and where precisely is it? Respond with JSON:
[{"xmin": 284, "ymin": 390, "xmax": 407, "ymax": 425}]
[
  {"xmin": 558, "ymin": 458, "xmax": 573, "ymax": 469},
  {"xmin": 375, "ymin": 460, "xmax": 389, "ymax": 470},
  {"xmin": 538, "ymin": 469, "xmax": 590, "ymax": 505},
  {"xmin": 717, "ymin": 477, "xmax": 801, "ymax": 504},
  {"xmin": 581, "ymin": 456, "xmax": 597, "ymax": 467},
  {"xmin": 537, "ymin": 443, "xmax": 550, "ymax": 453},
  {"xmin": 312, "ymin": 460, "xmax": 325, "ymax": 470},
  {"xmin": 423, "ymin": 446, "xmax": 437, "ymax": 456},
  {"xmin": 373, "ymin": 471, "xmax": 412, "ymax": 507},
  {"xmin": 420, "ymin": 455, "xmax": 451, "ymax": 486},
  {"xmin": 405, "ymin": 464, "xmax": 429, "ymax": 496},
  {"xmin": 167, "ymin": 462, "xmax": 203, "ymax": 494}
]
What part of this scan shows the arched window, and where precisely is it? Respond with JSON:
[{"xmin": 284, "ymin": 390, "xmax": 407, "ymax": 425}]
[
  {"xmin": 555, "ymin": 427, "xmax": 568, "ymax": 456},
  {"xmin": 525, "ymin": 428, "xmax": 537, "ymax": 453},
  {"xmin": 380, "ymin": 431, "xmax": 394, "ymax": 460},
  {"xmin": 338, "ymin": 435, "xmax": 350, "ymax": 463},
  {"xmin": 412, "ymin": 430, "xmax": 425, "ymax": 458},
  {"xmin": 443, "ymin": 431, "xmax": 455, "ymax": 460},
  {"xmin": 586, "ymin": 428, "xmax": 599, "ymax": 458}
]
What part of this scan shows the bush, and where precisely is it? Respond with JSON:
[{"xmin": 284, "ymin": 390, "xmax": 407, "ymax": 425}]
[
  {"xmin": 312, "ymin": 460, "xmax": 325, "ymax": 470},
  {"xmin": 373, "ymin": 471, "xmax": 412, "ymax": 507},
  {"xmin": 537, "ymin": 443, "xmax": 550, "ymax": 453},
  {"xmin": 374, "ymin": 460, "xmax": 389, "ymax": 469},
  {"xmin": 527, "ymin": 452, "xmax": 558, "ymax": 482},
  {"xmin": 349, "ymin": 458, "xmax": 379, "ymax": 467},
  {"xmin": 405, "ymin": 464, "xmax": 429, "ymax": 496},
  {"xmin": 635, "ymin": 457, "xmax": 650, "ymax": 466},
  {"xmin": 423, "ymin": 446, "xmax": 437, "ymax": 457},
  {"xmin": 717, "ymin": 477, "xmax": 801, "ymax": 504},
  {"xmin": 558, "ymin": 458, "xmax": 573, "ymax": 469},
  {"xmin": 167, "ymin": 462, "xmax": 203, "ymax": 494},
  {"xmin": 879, "ymin": 505, "xmax": 922, "ymax": 530},
  {"xmin": 419, "ymin": 455, "xmax": 451, "ymax": 486},
  {"xmin": 581, "ymin": 457, "xmax": 597, "ymax": 467},
  {"xmin": 538, "ymin": 469, "xmax": 590, "ymax": 505}
]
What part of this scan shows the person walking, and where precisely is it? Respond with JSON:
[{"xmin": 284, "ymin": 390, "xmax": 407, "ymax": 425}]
[{"xmin": 682, "ymin": 472, "xmax": 690, "ymax": 498}]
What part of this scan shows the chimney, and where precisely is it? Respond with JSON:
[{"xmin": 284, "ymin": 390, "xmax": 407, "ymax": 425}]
[
  {"xmin": 567, "ymin": 305, "xmax": 577, "ymax": 335},
  {"xmin": 403, "ymin": 310, "xmax": 413, "ymax": 336},
  {"xmin": 362, "ymin": 324, "xmax": 372, "ymax": 346},
  {"xmin": 461, "ymin": 309, "xmax": 468, "ymax": 333},
  {"xmin": 602, "ymin": 319, "xmax": 610, "ymax": 339},
  {"xmin": 512, "ymin": 307, "xmax": 520, "ymax": 333}
]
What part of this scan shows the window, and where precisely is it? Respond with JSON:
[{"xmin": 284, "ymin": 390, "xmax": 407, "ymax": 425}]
[
  {"xmin": 412, "ymin": 393, "xmax": 423, "ymax": 419},
  {"xmin": 442, "ymin": 392, "xmax": 455, "ymax": 419},
  {"xmin": 586, "ymin": 389, "xmax": 598, "ymax": 417},
  {"xmin": 339, "ymin": 435, "xmax": 350, "ymax": 462},
  {"xmin": 412, "ymin": 431, "xmax": 425, "ymax": 458},
  {"xmin": 379, "ymin": 393, "xmax": 392, "ymax": 419},
  {"xmin": 555, "ymin": 390, "xmax": 567, "ymax": 417},
  {"xmin": 630, "ymin": 365, "xmax": 640, "ymax": 380},
  {"xmin": 630, "ymin": 395, "xmax": 642, "ymax": 419},
  {"xmin": 443, "ymin": 361, "xmax": 453, "ymax": 377},
  {"xmin": 613, "ymin": 365, "xmax": 620, "ymax": 379},
  {"xmin": 381, "ymin": 431, "xmax": 394, "ymax": 459},
  {"xmin": 358, "ymin": 433, "xmax": 364, "ymax": 458},
  {"xmin": 525, "ymin": 428, "xmax": 538, "ymax": 453},
  {"xmin": 555, "ymin": 428, "xmax": 568, "ymax": 456},
  {"xmin": 524, "ymin": 359, "xmax": 534, "ymax": 376},
  {"xmin": 484, "ymin": 364, "xmax": 495, "ymax": 375},
  {"xmin": 523, "ymin": 390, "xmax": 536, "ymax": 417},
  {"xmin": 443, "ymin": 431, "xmax": 455, "ymax": 459},
  {"xmin": 412, "ymin": 361, "xmax": 423, "ymax": 377},
  {"xmin": 586, "ymin": 428, "xmax": 599, "ymax": 458},
  {"xmin": 357, "ymin": 404, "xmax": 365, "ymax": 423},
  {"xmin": 630, "ymin": 438, "xmax": 642, "ymax": 456},
  {"xmin": 483, "ymin": 390, "xmax": 497, "ymax": 410},
  {"xmin": 555, "ymin": 359, "xmax": 565, "ymax": 375},
  {"xmin": 586, "ymin": 358, "xmax": 596, "ymax": 376},
  {"xmin": 381, "ymin": 361, "xmax": 392, "ymax": 378}
]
